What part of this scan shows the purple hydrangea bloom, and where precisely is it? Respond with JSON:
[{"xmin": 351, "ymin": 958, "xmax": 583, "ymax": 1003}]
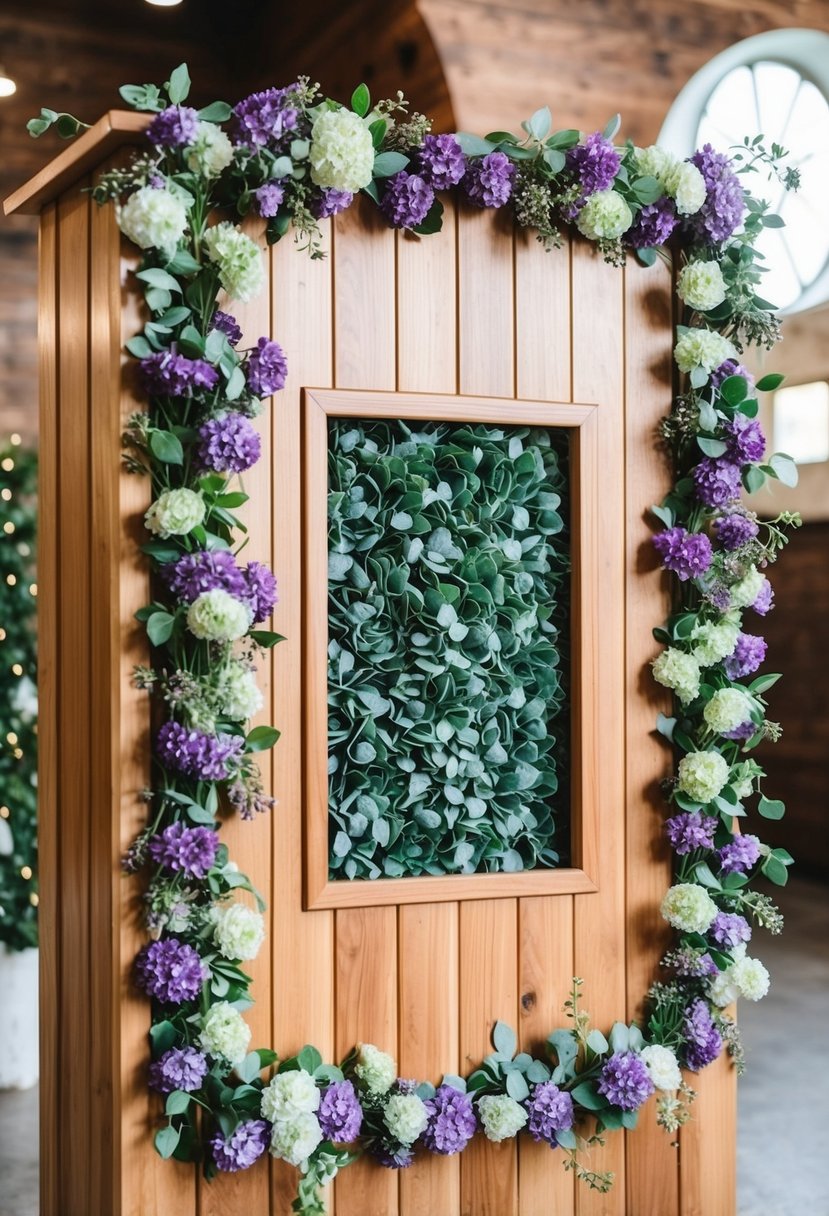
[
  {"xmin": 567, "ymin": 131, "xmax": 621, "ymax": 198},
  {"xmin": 710, "ymin": 359, "xmax": 755, "ymax": 392},
  {"xmin": 147, "ymin": 822, "xmax": 220, "ymax": 879},
  {"xmin": 692, "ymin": 458, "xmax": 742, "ymax": 507},
  {"xmin": 669, "ymin": 948, "xmax": 719, "ymax": 978},
  {"xmin": 724, "ymin": 632, "xmax": 767, "ymax": 680},
  {"xmin": 462, "ymin": 151, "xmax": 516, "ymax": 208},
  {"xmin": 156, "ymin": 721, "xmax": 245, "ymax": 782},
  {"xmin": 683, "ymin": 999, "xmax": 722, "ymax": 1071},
  {"xmin": 211, "ymin": 1120, "xmax": 270, "ymax": 1172},
  {"xmin": 722, "ymin": 718, "xmax": 758, "ymax": 742},
  {"xmin": 625, "ymin": 197, "xmax": 678, "ymax": 249},
  {"xmin": 318, "ymin": 1080, "xmax": 363, "ymax": 1143},
  {"xmin": 665, "ymin": 811, "xmax": 717, "ymax": 855},
  {"xmin": 725, "ymin": 414, "xmax": 766, "ymax": 465},
  {"xmin": 709, "ymin": 911, "xmax": 752, "ymax": 949},
  {"xmin": 311, "ymin": 188, "xmax": 354, "ymax": 219},
  {"xmin": 247, "ymin": 337, "xmax": 288, "ymax": 397},
  {"xmin": 688, "ymin": 145, "xmax": 746, "ymax": 244},
  {"xmin": 135, "ymin": 938, "xmax": 205, "ymax": 1004},
  {"xmin": 652, "ymin": 526, "xmax": 713, "ymax": 581},
  {"xmin": 372, "ymin": 1142, "xmax": 415, "ymax": 1169},
  {"xmin": 147, "ymin": 105, "xmax": 200, "ymax": 149},
  {"xmin": 379, "ymin": 171, "xmax": 435, "ymax": 229},
  {"xmin": 211, "ymin": 310, "xmax": 243, "ymax": 347},
  {"xmin": 164, "ymin": 550, "xmax": 247, "ymax": 604},
  {"xmin": 525, "ymin": 1081, "xmax": 574, "ymax": 1147},
  {"xmin": 712, "ymin": 510, "xmax": 759, "ymax": 551},
  {"xmin": 254, "ymin": 183, "xmax": 285, "ymax": 218},
  {"xmin": 422, "ymin": 1085, "xmax": 477, "ymax": 1155},
  {"xmin": 139, "ymin": 350, "xmax": 219, "ymax": 398},
  {"xmin": 242, "ymin": 561, "xmax": 278, "ymax": 623},
  {"xmin": 232, "ymin": 86, "xmax": 301, "ymax": 149},
  {"xmin": 418, "ymin": 134, "xmax": 467, "ymax": 190},
  {"xmin": 719, "ymin": 833, "xmax": 762, "ymax": 875},
  {"xmin": 596, "ymin": 1052, "xmax": 655, "ymax": 1111},
  {"xmin": 149, "ymin": 1046, "xmax": 209, "ymax": 1094},
  {"xmin": 197, "ymin": 412, "xmax": 262, "ymax": 474},
  {"xmin": 752, "ymin": 580, "xmax": 774, "ymax": 616}
]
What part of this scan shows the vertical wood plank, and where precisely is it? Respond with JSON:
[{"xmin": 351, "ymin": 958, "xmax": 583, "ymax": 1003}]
[
  {"xmin": 37, "ymin": 200, "xmax": 60, "ymax": 1216},
  {"xmin": 571, "ymin": 240, "xmax": 626, "ymax": 1216},
  {"xmin": 679, "ymin": 1053, "xmax": 736, "ymax": 1216},
  {"xmin": 333, "ymin": 197, "xmax": 396, "ymax": 391},
  {"xmin": 270, "ymin": 223, "xmax": 336, "ymax": 1212},
  {"xmin": 457, "ymin": 208, "xmax": 514, "ymax": 398},
  {"xmin": 396, "ymin": 200, "xmax": 457, "ymax": 394},
  {"xmin": 623, "ymin": 260, "xmax": 681, "ymax": 1215},
  {"xmin": 515, "ymin": 230, "xmax": 572, "ymax": 403}
]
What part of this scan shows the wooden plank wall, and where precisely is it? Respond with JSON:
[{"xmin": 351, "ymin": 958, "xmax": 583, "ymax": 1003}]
[{"xmin": 40, "ymin": 181, "xmax": 731, "ymax": 1214}]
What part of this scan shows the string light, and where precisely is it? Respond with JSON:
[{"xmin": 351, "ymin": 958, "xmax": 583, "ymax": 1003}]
[
  {"xmin": 0, "ymin": 806, "xmax": 9, "ymax": 818},
  {"xmin": 29, "ymin": 583, "xmax": 37, "ymax": 596},
  {"xmin": 3, "ymin": 521, "xmax": 14, "ymax": 535},
  {"xmin": 13, "ymin": 748, "xmax": 22, "ymax": 759},
  {"xmin": 1, "ymin": 458, "xmax": 14, "ymax": 472},
  {"xmin": 29, "ymin": 893, "xmax": 38, "ymax": 907},
  {"xmin": 11, "ymin": 663, "xmax": 22, "ymax": 675},
  {"xmin": 0, "ymin": 628, "xmax": 5, "ymax": 640},
  {"xmin": 6, "ymin": 732, "xmax": 17, "ymax": 745},
  {"xmin": 20, "ymin": 865, "xmax": 32, "ymax": 880},
  {"xmin": 6, "ymin": 574, "xmax": 16, "ymax": 586},
  {"xmin": 9, "ymin": 434, "xmax": 21, "ymax": 446},
  {"xmin": 0, "ymin": 68, "xmax": 16, "ymax": 99},
  {"xmin": 1, "ymin": 488, "xmax": 10, "ymax": 501}
]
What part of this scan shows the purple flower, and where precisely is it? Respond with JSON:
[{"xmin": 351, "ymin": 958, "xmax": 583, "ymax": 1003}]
[
  {"xmin": 709, "ymin": 911, "xmax": 752, "ymax": 949},
  {"xmin": 625, "ymin": 197, "xmax": 678, "ymax": 249},
  {"xmin": 232, "ymin": 86, "xmax": 301, "ymax": 149},
  {"xmin": 712, "ymin": 510, "xmax": 759, "ymax": 551},
  {"xmin": 242, "ymin": 561, "xmax": 278, "ymax": 623},
  {"xmin": 149, "ymin": 1046, "xmax": 209, "ymax": 1094},
  {"xmin": 254, "ymin": 183, "xmax": 285, "ymax": 218},
  {"xmin": 692, "ymin": 458, "xmax": 742, "ymax": 507},
  {"xmin": 371, "ymin": 1142, "xmax": 415, "ymax": 1169},
  {"xmin": 724, "ymin": 632, "xmax": 767, "ymax": 680},
  {"xmin": 422, "ymin": 1085, "xmax": 477, "ymax": 1155},
  {"xmin": 164, "ymin": 550, "xmax": 247, "ymax": 604},
  {"xmin": 247, "ymin": 337, "xmax": 288, "ymax": 397},
  {"xmin": 318, "ymin": 1080, "xmax": 363, "ymax": 1143},
  {"xmin": 462, "ymin": 151, "xmax": 516, "ymax": 209},
  {"xmin": 380, "ymin": 171, "xmax": 435, "ymax": 229},
  {"xmin": 418, "ymin": 134, "xmax": 467, "ymax": 190},
  {"xmin": 147, "ymin": 105, "xmax": 200, "ymax": 149},
  {"xmin": 725, "ymin": 414, "xmax": 766, "ymax": 465},
  {"xmin": 752, "ymin": 580, "xmax": 774, "ymax": 616},
  {"xmin": 211, "ymin": 310, "xmax": 243, "ymax": 347},
  {"xmin": 596, "ymin": 1052, "xmax": 654, "ymax": 1111},
  {"xmin": 311, "ymin": 188, "xmax": 353, "ymax": 219},
  {"xmin": 156, "ymin": 721, "xmax": 245, "ymax": 782},
  {"xmin": 567, "ymin": 131, "xmax": 621, "ymax": 198},
  {"xmin": 525, "ymin": 1081, "xmax": 574, "ymax": 1147},
  {"xmin": 719, "ymin": 833, "xmax": 761, "ymax": 875},
  {"xmin": 683, "ymin": 999, "xmax": 722, "ymax": 1071},
  {"xmin": 688, "ymin": 145, "xmax": 746, "ymax": 244},
  {"xmin": 148, "ymin": 822, "xmax": 220, "ymax": 879},
  {"xmin": 197, "ymin": 413, "xmax": 261, "ymax": 474},
  {"xmin": 722, "ymin": 719, "xmax": 758, "ymax": 742},
  {"xmin": 139, "ymin": 350, "xmax": 219, "ymax": 398},
  {"xmin": 211, "ymin": 1120, "xmax": 269, "ymax": 1172},
  {"xmin": 652, "ymin": 526, "xmax": 713, "ymax": 581},
  {"xmin": 669, "ymin": 948, "xmax": 719, "ymax": 978},
  {"xmin": 665, "ymin": 811, "xmax": 717, "ymax": 855},
  {"xmin": 710, "ymin": 359, "xmax": 755, "ymax": 392},
  {"xmin": 135, "ymin": 938, "xmax": 204, "ymax": 1004}
]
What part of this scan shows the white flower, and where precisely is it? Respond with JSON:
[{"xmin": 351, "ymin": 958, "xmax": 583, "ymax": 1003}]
[
  {"xmin": 261, "ymin": 1068, "xmax": 321, "ymax": 1122},
  {"xmin": 660, "ymin": 883, "xmax": 718, "ymax": 934},
  {"xmin": 213, "ymin": 903, "xmax": 265, "ymax": 961},
  {"xmin": 640, "ymin": 1044, "xmax": 682, "ymax": 1091},
  {"xmin": 635, "ymin": 145, "xmax": 674, "ymax": 183},
  {"xmin": 217, "ymin": 661, "xmax": 263, "ymax": 721},
  {"xmin": 651, "ymin": 647, "xmax": 701, "ymax": 705},
  {"xmin": 732, "ymin": 955, "xmax": 770, "ymax": 1001},
  {"xmin": 118, "ymin": 185, "xmax": 189, "ymax": 257},
  {"xmin": 309, "ymin": 107, "xmax": 375, "ymax": 193},
  {"xmin": 730, "ymin": 568, "xmax": 765, "ymax": 610},
  {"xmin": 186, "ymin": 122, "xmax": 234, "ymax": 178},
  {"xmin": 731, "ymin": 761, "xmax": 756, "ymax": 801},
  {"xmin": 144, "ymin": 487, "xmax": 205, "ymax": 538},
  {"xmin": 187, "ymin": 588, "xmax": 251, "ymax": 642},
  {"xmin": 677, "ymin": 260, "xmax": 727, "ymax": 312},
  {"xmin": 383, "ymin": 1093, "xmax": 429, "ymax": 1145},
  {"xmin": 674, "ymin": 329, "xmax": 736, "ymax": 375},
  {"xmin": 708, "ymin": 969, "xmax": 741, "ymax": 1007},
  {"xmin": 203, "ymin": 222, "xmax": 265, "ymax": 303},
  {"xmin": 576, "ymin": 189, "xmax": 633, "ymax": 241},
  {"xmin": 691, "ymin": 620, "xmax": 739, "ymax": 668},
  {"xmin": 477, "ymin": 1094, "xmax": 528, "ymax": 1142},
  {"xmin": 703, "ymin": 688, "xmax": 754, "ymax": 735},
  {"xmin": 354, "ymin": 1043, "xmax": 396, "ymax": 1095},
  {"xmin": 676, "ymin": 751, "xmax": 730, "ymax": 804},
  {"xmin": 199, "ymin": 1001, "xmax": 251, "ymax": 1065},
  {"xmin": 662, "ymin": 161, "xmax": 707, "ymax": 215},
  {"xmin": 269, "ymin": 1112, "xmax": 323, "ymax": 1166}
]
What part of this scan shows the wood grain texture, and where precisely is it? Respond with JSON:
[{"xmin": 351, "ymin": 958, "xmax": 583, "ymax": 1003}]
[
  {"xmin": 396, "ymin": 200, "xmax": 458, "ymax": 394},
  {"xmin": 679, "ymin": 1051, "xmax": 736, "ymax": 1216},
  {"xmin": 333, "ymin": 197, "xmax": 396, "ymax": 391},
  {"xmin": 457, "ymin": 208, "xmax": 514, "ymax": 398}
]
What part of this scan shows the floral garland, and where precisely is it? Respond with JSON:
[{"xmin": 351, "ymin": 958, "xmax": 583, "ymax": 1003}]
[{"xmin": 31, "ymin": 64, "xmax": 802, "ymax": 1213}]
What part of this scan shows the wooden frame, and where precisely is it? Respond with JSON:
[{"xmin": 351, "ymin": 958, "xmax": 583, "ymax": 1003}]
[{"xmin": 303, "ymin": 387, "xmax": 603, "ymax": 909}]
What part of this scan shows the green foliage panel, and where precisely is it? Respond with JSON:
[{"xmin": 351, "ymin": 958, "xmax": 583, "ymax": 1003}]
[{"xmin": 327, "ymin": 418, "xmax": 570, "ymax": 880}]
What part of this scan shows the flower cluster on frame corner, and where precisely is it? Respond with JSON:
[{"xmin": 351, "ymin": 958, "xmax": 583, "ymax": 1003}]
[{"xmin": 29, "ymin": 61, "xmax": 802, "ymax": 1212}]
